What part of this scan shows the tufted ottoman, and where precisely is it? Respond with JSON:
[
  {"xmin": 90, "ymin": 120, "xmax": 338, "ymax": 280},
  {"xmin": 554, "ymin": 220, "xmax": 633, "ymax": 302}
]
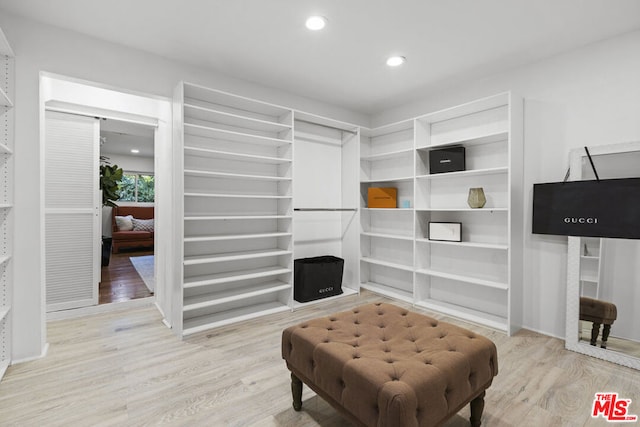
[
  {"xmin": 580, "ymin": 297, "xmax": 617, "ymax": 349},
  {"xmin": 282, "ymin": 302, "xmax": 498, "ymax": 427}
]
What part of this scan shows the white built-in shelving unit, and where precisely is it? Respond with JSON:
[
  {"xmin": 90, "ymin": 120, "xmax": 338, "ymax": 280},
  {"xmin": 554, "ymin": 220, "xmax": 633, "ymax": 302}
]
[
  {"xmin": 0, "ymin": 26, "xmax": 14, "ymax": 380},
  {"xmin": 579, "ymin": 237, "xmax": 603, "ymax": 299},
  {"xmin": 174, "ymin": 83, "xmax": 362, "ymax": 336},
  {"xmin": 173, "ymin": 83, "xmax": 522, "ymax": 337},
  {"xmin": 359, "ymin": 120, "xmax": 415, "ymax": 303},
  {"xmin": 360, "ymin": 92, "xmax": 523, "ymax": 335},
  {"xmin": 175, "ymin": 83, "xmax": 294, "ymax": 336},
  {"xmin": 414, "ymin": 93, "xmax": 523, "ymax": 334}
]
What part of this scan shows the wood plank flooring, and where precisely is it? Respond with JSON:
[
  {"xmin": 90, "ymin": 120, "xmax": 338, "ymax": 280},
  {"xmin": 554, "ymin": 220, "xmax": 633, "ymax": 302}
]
[
  {"xmin": 100, "ymin": 249, "xmax": 154, "ymax": 304},
  {"xmin": 1, "ymin": 290, "xmax": 639, "ymax": 426}
]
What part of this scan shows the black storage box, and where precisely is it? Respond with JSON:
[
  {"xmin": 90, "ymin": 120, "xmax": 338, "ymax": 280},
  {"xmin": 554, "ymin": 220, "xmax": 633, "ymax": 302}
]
[
  {"xmin": 429, "ymin": 146, "xmax": 465, "ymax": 174},
  {"xmin": 294, "ymin": 256, "xmax": 344, "ymax": 303}
]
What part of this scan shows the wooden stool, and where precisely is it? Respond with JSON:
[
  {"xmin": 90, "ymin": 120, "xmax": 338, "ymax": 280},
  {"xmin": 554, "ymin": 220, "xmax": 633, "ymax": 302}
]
[
  {"xmin": 579, "ymin": 297, "xmax": 617, "ymax": 349},
  {"xmin": 282, "ymin": 302, "xmax": 498, "ymax": 427}
]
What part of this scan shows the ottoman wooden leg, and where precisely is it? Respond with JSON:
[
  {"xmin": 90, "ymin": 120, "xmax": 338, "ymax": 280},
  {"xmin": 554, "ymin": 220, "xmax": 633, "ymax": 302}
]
[
  {"xmin": 470, "ymin": 390, "xmax": 486, "ymax": 427},
  {"xmin": 291, "ymin": 373, "xmax": 303, "ymax": 411},
  {"xmin": 601, "ymin": 324, "xmax": 612, "ymax": 349},
  {"xmin": 590, "ymin": 322, "xmax": 601, "ymax": 346}
]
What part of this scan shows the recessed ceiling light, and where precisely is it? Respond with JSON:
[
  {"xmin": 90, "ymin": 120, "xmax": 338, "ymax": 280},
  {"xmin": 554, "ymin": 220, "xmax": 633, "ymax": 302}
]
[
  {"xmin": 305, "ymin": 16, "xmax": 327, "ymax": 31},
  {"xmin": 131, "ymin": 149, "xmax": 140, "ymax": 154},
  {"xmin": 386, "ymin": 56, "xmax": 406, "ymax": 67}
]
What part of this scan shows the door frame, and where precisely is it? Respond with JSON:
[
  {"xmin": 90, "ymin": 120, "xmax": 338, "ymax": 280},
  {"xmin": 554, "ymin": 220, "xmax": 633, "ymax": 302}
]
[{"xmin": 39, "ymin": 72, "xmax": 174, "ymax": 328}]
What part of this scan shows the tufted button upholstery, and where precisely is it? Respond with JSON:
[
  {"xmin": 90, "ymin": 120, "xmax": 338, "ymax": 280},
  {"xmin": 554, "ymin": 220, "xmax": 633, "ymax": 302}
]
[
  {"xmin": 282, "ymin": 303, "xmax": 498, "ymax": 427},
  {"xmin": 579, "ymin": 297, "xmax": 617, "ymax": 324}
]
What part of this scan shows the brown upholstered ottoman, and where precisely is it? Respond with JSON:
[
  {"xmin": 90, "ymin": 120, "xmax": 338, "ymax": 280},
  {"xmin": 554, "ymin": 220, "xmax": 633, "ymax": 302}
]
[
  {"xmin": 580, "ymin": 297, "xmax": 617, "ymax": 349},
  {"xmin": 282, "ymin": 302, "xmax": 498, "ymax": 427}
]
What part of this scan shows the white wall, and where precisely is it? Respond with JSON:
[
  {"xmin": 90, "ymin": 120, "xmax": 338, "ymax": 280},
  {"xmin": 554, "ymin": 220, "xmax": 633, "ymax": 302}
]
[
  {"xmin": 0, "ymin": 10, "xmax": 368, "ymax": 361},
  {"xmin": 373, "ymin": 30, "xmax": 640, "ymax": 338}
]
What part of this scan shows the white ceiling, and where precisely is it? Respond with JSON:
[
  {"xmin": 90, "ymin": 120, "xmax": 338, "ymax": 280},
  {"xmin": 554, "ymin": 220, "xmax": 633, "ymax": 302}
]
[
  {"xmin": 100, "ymin": 119, "xmax": 154, "ymax": 158},
  {"xmin": 2, "ymin": 0, "xmax": 640, "ymax": 114}
]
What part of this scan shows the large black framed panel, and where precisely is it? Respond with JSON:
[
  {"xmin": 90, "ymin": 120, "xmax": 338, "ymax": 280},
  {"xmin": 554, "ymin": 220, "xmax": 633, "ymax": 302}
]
[{"xmin": 532, "ymin": 178, "xmax": 640, "ymax": 239}]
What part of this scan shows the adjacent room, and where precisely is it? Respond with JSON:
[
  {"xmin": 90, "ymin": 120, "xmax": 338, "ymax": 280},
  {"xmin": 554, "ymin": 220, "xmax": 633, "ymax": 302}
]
[
  {"xmin": 99, "ymin": 119, "xmax": 156, "ymax": 304},
  {"xmin": 0, "ymin": 1, "xmax": 639, "ymax": 426}
]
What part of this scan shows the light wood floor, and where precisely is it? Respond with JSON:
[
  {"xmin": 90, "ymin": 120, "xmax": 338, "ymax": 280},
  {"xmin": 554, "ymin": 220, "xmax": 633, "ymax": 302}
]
[{"xmin": 1, "ymin": 291, "xmax": 639, "ymax": 426}]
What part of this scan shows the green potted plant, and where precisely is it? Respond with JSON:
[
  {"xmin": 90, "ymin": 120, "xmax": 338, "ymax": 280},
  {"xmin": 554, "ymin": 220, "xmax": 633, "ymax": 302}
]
[
  {"xmin": 100, "ymin": 156, "xmax": 124, "ymax": 207},
  {"xmin": 100, "ymin": 156, "xmax": 124, "ymax": 266}
]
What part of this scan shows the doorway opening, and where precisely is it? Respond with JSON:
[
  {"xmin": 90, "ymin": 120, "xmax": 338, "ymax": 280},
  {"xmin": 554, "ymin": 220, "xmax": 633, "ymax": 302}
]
[
  {"xmin": 99, "ymin": 119, "xmax": 156, "ymax": 304},
  {"xmin": 41, "ymin": 73, "xmax": 173, "ymax": 326}
]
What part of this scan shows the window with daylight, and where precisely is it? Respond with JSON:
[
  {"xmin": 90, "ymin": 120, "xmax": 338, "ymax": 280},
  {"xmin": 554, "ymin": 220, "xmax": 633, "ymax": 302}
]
[{"xmin": 119, "ymin": 173, "xmax": 155, "ymax": 202}]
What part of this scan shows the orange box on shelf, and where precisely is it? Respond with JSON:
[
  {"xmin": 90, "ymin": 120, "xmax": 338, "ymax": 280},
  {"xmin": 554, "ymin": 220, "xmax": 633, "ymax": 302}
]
[{"xmin": 367, "ymin": 187, "xmax": 397, "ymax": 208}]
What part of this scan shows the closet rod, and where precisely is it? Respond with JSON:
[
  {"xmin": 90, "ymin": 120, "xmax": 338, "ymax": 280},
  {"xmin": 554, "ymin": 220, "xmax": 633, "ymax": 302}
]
[
  {"xmin": 295, "ymin": 119, "xmax": 358, "ymax": 135},
  {"xmin": 294, "ymin": 208, "xmax": 358, "ymax": 212}
]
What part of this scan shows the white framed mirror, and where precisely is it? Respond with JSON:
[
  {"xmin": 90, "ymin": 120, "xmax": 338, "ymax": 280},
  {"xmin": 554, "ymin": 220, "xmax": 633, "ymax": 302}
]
[{"xmin": 565, "ymin": 141, "xmax": 640, "ymax": 370}]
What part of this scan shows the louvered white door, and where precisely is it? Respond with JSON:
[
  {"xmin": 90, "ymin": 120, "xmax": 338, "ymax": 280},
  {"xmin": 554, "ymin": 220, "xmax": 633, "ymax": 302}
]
[{"xmin": 45, "ymin": 111, "xmax": 100, "ymax": 312}]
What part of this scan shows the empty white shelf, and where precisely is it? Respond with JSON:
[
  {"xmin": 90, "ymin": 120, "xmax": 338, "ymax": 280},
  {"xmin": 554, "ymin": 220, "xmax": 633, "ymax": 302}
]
[
  {"xmin": 294, "ymin": 110, "xmax": 359, "ymax": 134},
  {"xmin": 184, "ymin": 266, "xmax": 291, "ymax": 289},
  {"xmin": 184, "ymin": 169, "xmax": 291, "ymax": 181},
  {"xmin": 183, "ymin": 281, "xmax": 291, "ymax": 312},
  {"xmin": 0, "ymin": 256, "xmax": 10, "ymax": 267},
  {"xmin": 184, "ymin": 146, "xmax": 291, "ymax": 164},
  {"xmin": 182, "ymin": 302, "xmax": 290, "ymax": 336},
  {"xmin": 185, "ymin": 123, "xmax": 291, "ymax": 146},
  {"xmin": 184, "ymin": 192, "xmax": 290, "ymax": 199},
  {"xmin": 184, "ymin": 215, "xmax": 292, "ymax": 221},
  {"xmin": 361, "ymin": 232, "xmax": 413, "ymax": 241},
  {"xmin": 367, "ymin": 118, "xmax": 414, "ymax": 138},
  {"xmin": 0, "ymin": 306, "xmax": 9, "ymax": 322},
  {"xmin": 361, "ymin": 281, "xmax": 413, "ymax": 303},
  {"xmin": 0, "ymin": 204, "xmax": 11, "ymax": 209},
  {"xmin": 184, "ymin": 249, "xmax": 291, "ymax": 265},
  {"xmin": 0, "ymin": 27, "xmax": 14, "ymax": 57},
  {"xmin": 0, "ymin": 142, "xmax": 12, "ymax": 154},
  {"xmin": 416, "ymin": 299, "xmax": 507, "ymax": 332},
  {"xmin": 184, "ymin": 82, "xmax": 291, "ymax": 121},
  {"xmin": 360, "ymin": 257, "xmax": 413, "ymax": 272},
  {"xmin": 417, "ymin": 130, "xmax": 508, "ymax": 150},
  {"xmin": 416, "ymin": 268, "xmax": 508, "ymax": 290},
  {"xmin": 184, "ymin": 232, "xmax": 291, "ymax": 243},
  {"xmin": 415, "ymin": 207, "xmax": 508, "ymax": 212},
  {"xmin": 0, "ymin": 87, "xmax": 12, "ymax": 108},
  {"xmin": 361, "ymin": 148, "xmax": 414, "ymax": 161},
  {"xmin": 185, "ymin": 103, "xmax": 292, "ymax": 133}
]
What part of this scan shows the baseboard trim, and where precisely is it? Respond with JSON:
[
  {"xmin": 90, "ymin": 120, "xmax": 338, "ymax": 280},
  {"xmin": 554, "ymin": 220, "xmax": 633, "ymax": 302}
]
[
  {"xmin": 521, "ymin": 324, "xmax": 563, "ymax": 340},
  {"xmin": 12, "ymin": 343, "xmax": 49, "ymax": 365},
  {"xmin": 154, "ymin": 301, "xmax": 172, "ymax": 329}
]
